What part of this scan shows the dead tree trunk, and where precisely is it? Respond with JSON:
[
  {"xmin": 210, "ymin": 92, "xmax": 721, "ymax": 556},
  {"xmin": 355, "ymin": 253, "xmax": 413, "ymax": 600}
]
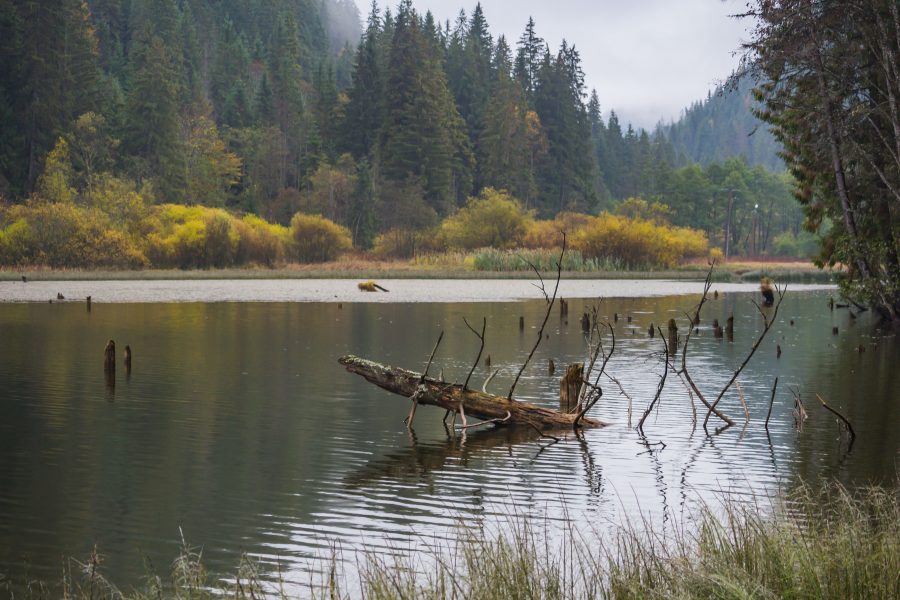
[
  {"xmin": 559, "ymin": 363, "xmax": 584, "ymax": 413},
  {"xmin": 339, "ymin": 355, "xmax": 606, "ymax": 430}
]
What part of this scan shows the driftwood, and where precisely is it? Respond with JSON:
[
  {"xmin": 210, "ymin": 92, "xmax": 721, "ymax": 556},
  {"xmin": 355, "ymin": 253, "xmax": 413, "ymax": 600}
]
[{"xmin": 339, "ymin": 355, "xmax": 606, "ymax": 430}]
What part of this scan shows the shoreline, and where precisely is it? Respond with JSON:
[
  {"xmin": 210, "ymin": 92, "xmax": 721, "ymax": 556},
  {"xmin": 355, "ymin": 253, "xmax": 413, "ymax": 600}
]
[
  {"xmin": 0, "ymin": 260, "xmax": 834, "ymax": 283},
  {"xmin": 0, "ymin": 278, "xmax": 836, "ymax": 304}
]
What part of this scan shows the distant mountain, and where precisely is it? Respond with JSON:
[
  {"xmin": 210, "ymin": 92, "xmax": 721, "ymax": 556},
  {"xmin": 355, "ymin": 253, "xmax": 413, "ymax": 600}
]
[{"xmin": 665, "ymin": 75, "xmax": 783, "ymax": 171}]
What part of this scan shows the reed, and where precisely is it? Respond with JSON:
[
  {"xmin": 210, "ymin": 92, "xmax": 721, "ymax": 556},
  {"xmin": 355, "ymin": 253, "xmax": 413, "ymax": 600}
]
[{"xmin": 6, "ymin": 483, "xmax": 896, "ymax": 599}]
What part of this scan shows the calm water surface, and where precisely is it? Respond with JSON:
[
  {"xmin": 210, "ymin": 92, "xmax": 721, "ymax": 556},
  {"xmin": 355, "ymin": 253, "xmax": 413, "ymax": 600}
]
[{"xmin": 0, "ymin": 281, "xmax": 897, "ymax": 593}]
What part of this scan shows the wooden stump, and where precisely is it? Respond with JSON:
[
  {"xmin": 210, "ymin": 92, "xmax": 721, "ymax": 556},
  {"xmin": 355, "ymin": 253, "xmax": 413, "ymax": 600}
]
[
  {"xmin": 124, "ymin": 345, "xmax": 132, "ymax": 374},
  {"xmin": 559, "ymin": 363, "xmax": 584, "ymax": 414},
  {"xmin": 726, "ymin": 315, "xmax": 734, "ymax": 341},
  {"xmin": 104, "ymin": 340, "xmax": 116, "ymax": 372},
  {"xmin": 667, "ymin": 318, "xmax": 678, "ymax": 356},
  {"xmin": 104, "ymin": 340, "xmax": 116, "ymax": 397}
]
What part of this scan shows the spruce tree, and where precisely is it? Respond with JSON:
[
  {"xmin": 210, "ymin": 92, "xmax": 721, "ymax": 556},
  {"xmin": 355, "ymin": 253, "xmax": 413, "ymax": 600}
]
[{"xmin": 124, "ymin": 26, "xmax": 185, "ymax": 201}]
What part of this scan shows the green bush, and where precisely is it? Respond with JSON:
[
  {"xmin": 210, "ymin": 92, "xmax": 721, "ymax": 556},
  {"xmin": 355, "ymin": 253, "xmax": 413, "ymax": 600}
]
[
  {"xmin": 771, "ymin": 230, "xmax": 820, "ymax": 258},
  {"xmin": 439, "ymin": 188, "xmax": 532, "ymax": 250}
]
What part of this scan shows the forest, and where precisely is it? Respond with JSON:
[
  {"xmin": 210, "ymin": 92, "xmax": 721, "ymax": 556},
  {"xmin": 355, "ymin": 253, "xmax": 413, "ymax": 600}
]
[{"xmin": 0, "ymin": 0, "xmax": 809, "ymax": 269}]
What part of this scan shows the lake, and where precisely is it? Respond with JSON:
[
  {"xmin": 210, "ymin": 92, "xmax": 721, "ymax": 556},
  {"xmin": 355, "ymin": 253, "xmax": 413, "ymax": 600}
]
[{"xmin": 0, "ymin": 279, "xmax": 897, "ymax": 594}]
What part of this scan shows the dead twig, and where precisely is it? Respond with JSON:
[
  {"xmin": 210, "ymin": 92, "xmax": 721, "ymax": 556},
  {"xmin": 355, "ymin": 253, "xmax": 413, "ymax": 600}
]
[
  {"xmin": 405, "ymin": 330, "xmax": 444, "ymax": 426},
  {"xmin": 703, "ymin": 283, "xmax": 787, "ymax": 429},
  {"xmin": 462, "ymin": 317, "xmax": 486, "ymax": 390},
  {"xmin": 574, "ymin": 319, "xmax": 614, "ymax": 429},
  {"xmin": 765, "ymin": 377, "xmax": 779, "ymax": 429},
  {"xmin": 458, "ymin": 410, "xmax": 512, "ymax": 430},
  {"xmin": 637, "ymin": 327, "xmax": 670, "ymax": 432},
  {"xmin": 508, "ymin": 234, "xmax": 566, "ymax": 400},
  {"xmin": 482, "ymin": 368, "xmax": 499, "ymax": 393},
  {"xmin": 816, "ymin": 393, "xmax": 857, "ymax": 445},
  {"xmin": 678, "ymin": 264, "xmax": 736, "ymax": 427},
  {"xmin": 526, "ymin": 420, "xmax": 560, "ymax": 443},
  {"xmin": 736, "ymin": 381, "xmax": 750, "ymax": 424}
]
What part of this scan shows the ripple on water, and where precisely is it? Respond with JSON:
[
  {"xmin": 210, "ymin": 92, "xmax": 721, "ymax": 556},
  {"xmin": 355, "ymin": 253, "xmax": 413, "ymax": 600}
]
[{"xmin": 0, "ymin": 289, "xmax": 897, "ymax": 593}]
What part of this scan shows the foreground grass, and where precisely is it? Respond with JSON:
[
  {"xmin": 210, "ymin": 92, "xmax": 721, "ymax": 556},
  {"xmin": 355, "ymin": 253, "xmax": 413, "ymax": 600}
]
[
  {"xmin": 5, "ymin": 483, "xmax": 897, "ymax": 599},
  {"xmin": 0, "ymin": 256, "xmax": 834, "ymax": 283}
]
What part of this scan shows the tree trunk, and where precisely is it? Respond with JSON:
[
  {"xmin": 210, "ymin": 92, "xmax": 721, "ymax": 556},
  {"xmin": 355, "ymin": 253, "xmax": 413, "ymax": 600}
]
[{"xmin": 339, "ymin": 355, "xmax": 606, "ymax": 430}]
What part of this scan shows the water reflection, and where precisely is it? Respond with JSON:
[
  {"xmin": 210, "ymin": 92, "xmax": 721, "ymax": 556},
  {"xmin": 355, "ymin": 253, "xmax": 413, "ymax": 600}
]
[{"xmin": 0, "ymin": 290, "xmax": 897, "ymax": 592}]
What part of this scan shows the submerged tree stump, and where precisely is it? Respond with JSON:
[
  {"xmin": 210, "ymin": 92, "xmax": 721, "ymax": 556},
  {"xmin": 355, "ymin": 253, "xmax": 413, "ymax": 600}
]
[
  {"xmin": 339, "ymin": 355, "xmax": 606, "ymax": 430},
  {"xmin": 559, "ymin": 363, "xmax": 584, "ymax": 413},
  {"xmin": 104, "ymin": 340, "xmax": 115, "ymax": 372},
  {"xmin": 667, "ymin": 318, "xmax": 678, "ymax": 356}
]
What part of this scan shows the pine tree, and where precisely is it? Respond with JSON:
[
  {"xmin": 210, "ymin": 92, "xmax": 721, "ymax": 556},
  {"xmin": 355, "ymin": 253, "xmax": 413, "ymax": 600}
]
[
  {"xmin": 380, "ymin": 1, "xmax": 467, "ymax": 214},
  {"xmin": 21, "ymin": 0, "xmax": 103, "ymax": 191},
  {"xmin": 124, "ymin": 25, "xmax": 185, "ymax": 201},
  {"xmin": 514, "ymin": 17, "xmax": 544, "ymax": 105},
  {"xmin": 533, "ymin": 42, "xmax": 596, "ymax": 215},
  {"xmin": 479, "ymin": 36, "xmax": 541, "ymax": 205}
]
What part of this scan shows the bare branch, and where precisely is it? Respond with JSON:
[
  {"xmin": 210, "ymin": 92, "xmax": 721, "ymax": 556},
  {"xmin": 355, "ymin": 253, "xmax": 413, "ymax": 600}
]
[
  {"xmin": 816, "ymin": 393, "xmax": 857, "ymax": 445},
  {"xmin": 765, "ymin": 377, "xmax": 779, "ymax": 429},
  {"xmin": 637, "ymin": 327, "xmax": 670, "ymax": 432},
  {"xmin": 704, "ymin": 284, "xmax": 786, "ymax": 428},
  {"xmin": 508, "ymin": 233, "xmax": 566, "ymax": 400},
  {"xmin": 482, "ymin": 368, "xmax": 499, "ymax": 393},
  {"xmin": 458, "ymin": 411, "xmax": 512, "ymax": 431},
  {"xmin": 679, "ymin": 265, "xmax": 736, "ymax": 427},
  {"xmin": 462, "ymin": 317, "xmax": 486, "ymax": 390},
  {"xmin": 405, "ymin": 331, "xmax": 444, "ymax": 426}
]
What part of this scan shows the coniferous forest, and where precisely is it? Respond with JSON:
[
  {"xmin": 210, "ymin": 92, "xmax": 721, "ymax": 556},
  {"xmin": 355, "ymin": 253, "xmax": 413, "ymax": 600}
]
[{"xmin": 0, "ymin": 0, "xmax": 809, "ymax": 269}]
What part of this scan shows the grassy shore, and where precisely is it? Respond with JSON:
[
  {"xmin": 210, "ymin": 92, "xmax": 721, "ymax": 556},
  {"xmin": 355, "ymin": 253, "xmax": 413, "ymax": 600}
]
[
  {"xmin": 1, "ymin": 257, "xmax": 835, "ymax": 283},
  {"xmin": 5, "ymin": 483, "xmax": 896, "ymax": 599}
]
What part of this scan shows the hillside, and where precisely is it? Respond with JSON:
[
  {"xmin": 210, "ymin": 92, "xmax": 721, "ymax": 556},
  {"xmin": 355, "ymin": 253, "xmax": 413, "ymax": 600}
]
[{"xmin": 665, "ymin": 75, "xmax": 783, "ymax": 171}]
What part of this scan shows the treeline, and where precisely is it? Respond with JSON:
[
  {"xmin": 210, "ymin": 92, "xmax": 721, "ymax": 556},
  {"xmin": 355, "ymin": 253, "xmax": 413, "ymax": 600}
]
[
  {"xmin": 665, "ymin": 75, "xmax": 784, "ymax": 172},
  {"xmin": 0, "ymin": 0, "xmax": 807, "ymax": 268}
]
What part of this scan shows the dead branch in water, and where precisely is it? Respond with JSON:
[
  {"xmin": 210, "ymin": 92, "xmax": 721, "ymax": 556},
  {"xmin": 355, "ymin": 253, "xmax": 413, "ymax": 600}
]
[
  {"xmin": 637, "ymin": 327, "xmax": 670, "ymax": 433},
  {"xmin": 462, "ymin": 317, "xmax": 486, "ymax": 391},
  {"xmin": 765, "ymin": 377, "xmax": 779, "ymax": 429},
  {"xmin": 703, "ymin": 283, "xmax": 786, "ymax": 429},
  {"xmin": 405, "ymin": 330, "xmax": 444, "ymax": 427},
  {"xmin": 508, "ymin": 234, "xmax": 566, "ymax": 400},
  {"xmin": 677, "ymin": 265, "xmax": 736, "ymax": 427},
  {"xmin": 341, "ymin": 356, "xmax": 606, "ymax": 430},
  {"xmin": 573, "ymin": 316, "xmax": 615, "ymax": 429},
  {"xmin": 816, "ymin": 393, "xmax": 857, "ymax": 445}
]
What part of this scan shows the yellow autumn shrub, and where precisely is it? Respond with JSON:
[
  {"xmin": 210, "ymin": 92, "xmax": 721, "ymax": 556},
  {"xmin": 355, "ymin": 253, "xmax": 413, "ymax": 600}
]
[
  {"xmin": 234, "ymin": 215, "xmax": 289, "ymax": 267},
  {"xmin": 289, "ymin": 213, "xmax": 352, "ymax": 263},
  {"xmin": 572, "ymin": 213, "xmax": 707, "ymax": 268},
  {"xmin": 439, "ymin": 188, "xmax": 532, "ymax": 250}
]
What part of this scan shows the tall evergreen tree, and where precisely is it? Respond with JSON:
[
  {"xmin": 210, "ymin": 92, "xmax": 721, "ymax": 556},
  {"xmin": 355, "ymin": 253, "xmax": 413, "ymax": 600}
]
[
  {"xmin": 533, "ymin": 41, "xmax": 596, "ymax": 215},
  {"xmin": 123, "ymin": 26, "xmax": 185, "ymax": 200},
  {"xmin": 380, "ymin": 1, "xmax": 468, "ymax": 213},
  {"xmin": 514, "ymin": 17, "xmax": 544, "ymax": 105}
]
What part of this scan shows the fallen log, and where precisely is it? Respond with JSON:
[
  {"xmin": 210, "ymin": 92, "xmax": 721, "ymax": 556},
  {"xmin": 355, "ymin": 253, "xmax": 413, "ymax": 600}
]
[{"xmin": 339, "ymin": 355, "xmax": 606, "ymax": 430}]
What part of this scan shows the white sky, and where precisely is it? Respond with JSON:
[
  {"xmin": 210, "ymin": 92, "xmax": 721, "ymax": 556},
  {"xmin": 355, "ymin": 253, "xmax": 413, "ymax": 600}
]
[{"xmin": 360, "ymin": 0, "xmax": 752, "ymax": 130}]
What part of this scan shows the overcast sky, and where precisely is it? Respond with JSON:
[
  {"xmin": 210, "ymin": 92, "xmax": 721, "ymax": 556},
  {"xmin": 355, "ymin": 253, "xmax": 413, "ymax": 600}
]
[{"xmin": 360, "ymin": 0, "xmax": 752, "ymax": 130}]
